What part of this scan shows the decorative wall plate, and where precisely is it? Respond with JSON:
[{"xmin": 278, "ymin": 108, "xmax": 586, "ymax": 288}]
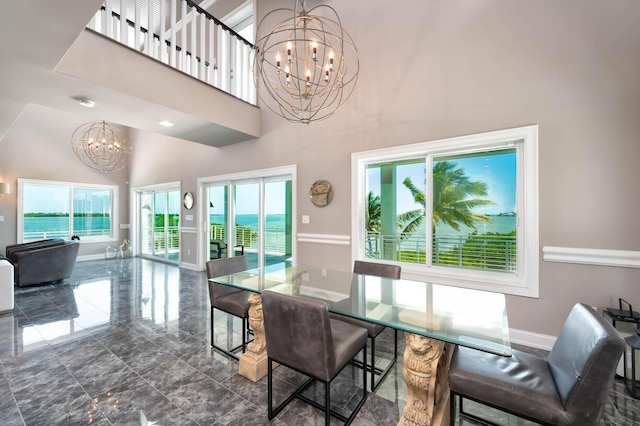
[
  {"xmin": 183, "ymin": 192, "xmax": 194, "ymax": 209},
  {"xmin": 309, "ymin": 180, "xmax": 333, "ymax": 207}
]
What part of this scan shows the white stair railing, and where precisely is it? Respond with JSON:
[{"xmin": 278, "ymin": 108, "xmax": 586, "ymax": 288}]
[{"xmin": 87, "ymin": 0, "xmax": 256, "ymax": 105}]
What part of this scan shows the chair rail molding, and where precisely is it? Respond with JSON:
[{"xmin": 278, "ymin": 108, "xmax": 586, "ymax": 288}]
[
  {"xmin": 543, "ymin": 246, "xmax": 640, "ymax": 269},
  {"xmin": 297, "ymin": 233, "xmax": 350, "ymax": 246}
]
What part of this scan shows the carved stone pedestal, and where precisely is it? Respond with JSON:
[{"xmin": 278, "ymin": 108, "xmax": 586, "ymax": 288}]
[
  {"xmin": 399, "ymin": 333, "xmax": 453, "ymax": 426},
  {"xmin": 239, "ymin": 293, "xmax": 269, "ymax": 382}
]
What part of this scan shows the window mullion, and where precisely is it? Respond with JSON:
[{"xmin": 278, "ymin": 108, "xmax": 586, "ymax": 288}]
[
  {"xmin": 425, "ymin": 155, "xmax": 434, "ymax": 267},
  {"xmin": 69, "ymin": 186, "xmax": 74, "ymax": 238}
]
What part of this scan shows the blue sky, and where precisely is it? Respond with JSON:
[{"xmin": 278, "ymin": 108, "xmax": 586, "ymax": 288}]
[{"xmin": 367, "ymin": 151, "xmax": 516, "ymax": 215}]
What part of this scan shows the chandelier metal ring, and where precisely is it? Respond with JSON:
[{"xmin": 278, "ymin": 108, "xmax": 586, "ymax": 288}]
[
  {"xmin": 71, "ymin": 121, "xmax": 132, "ymax": 173},
  {"xmin": 253, "ymin": 0, "xmax": 359, "ymax": 123}
]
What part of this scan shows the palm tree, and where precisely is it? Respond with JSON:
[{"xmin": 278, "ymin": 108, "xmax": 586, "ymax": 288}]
[{"xmin": 398, "ymin": 161, "xmax": 494, "ymax": 236}]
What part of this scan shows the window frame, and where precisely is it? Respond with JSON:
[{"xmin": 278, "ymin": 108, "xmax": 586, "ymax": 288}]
[
  {"xmin": 18, "ymin": 178, "xmax": 119, "ymax": 244},
  {"xmin": 351, "ymin": 125, "xmax": 539, "ymax": 297}
]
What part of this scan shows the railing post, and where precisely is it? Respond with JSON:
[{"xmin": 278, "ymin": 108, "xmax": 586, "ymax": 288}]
[
  {"xmin": 180, "ymin": 0, "xmax": 187, "ymax": 71},
  {"xmin": 134, "ymin": 0, "xmax": 142, "ymax": 50},
  {"xmin": 190, "ymin": 4, "xmax": 198, "ymax": 78},
  {"xmin": 120, "ymin": 0, "xmax": 128, "ymax": 46},
  {"xmin": 170, "ymin": 0, "xmax": 177, "ymax": 67},
  {"xmin": 159, "ymin": 0, "xmax": 166, "ymax": 62}
]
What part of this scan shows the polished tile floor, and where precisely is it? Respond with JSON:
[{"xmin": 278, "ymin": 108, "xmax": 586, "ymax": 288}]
[{"xmin": 0, "ymin": 258, "xmax": 638, "ymax": 425}]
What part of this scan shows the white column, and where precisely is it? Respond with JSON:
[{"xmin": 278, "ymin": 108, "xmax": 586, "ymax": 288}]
[
  {"xmin": 190, "ymin": 6, "xmax": 198, "ymax": 77},
  {"xmin": 120, "ymin": 0, "xmax": 128, "ymax": 45},
  {"xmin": 208, "ymin": 20, "xmax": 216, "ymax": 85},
  {"xmin": 105, "ymin": 0, "xmax": 113, "ymax": 38},
  {"xmin": 170, "ymin": 0, "xmax": 177, "ymax": 67},
  {"xmin": 134, "ymin": 0, "xmax": 141, "ymax": 50},
  {"xmin": 159, "ymin": 0, "xmax": 166, "ymax": 63},
  {"xmin": 199, "ymin": 14, "xmax": 206, "ymax": 80},
  {"xmin": 180, "ymin": 0, "xmax": 187, "ymax": 72},
  {"xmin": 144, "ymin": 0, "xmax": 153, "ymax": 55}
]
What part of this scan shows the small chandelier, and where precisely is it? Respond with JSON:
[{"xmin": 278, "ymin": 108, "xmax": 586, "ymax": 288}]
[
  {"xmin": 253, "ymin": 0, "xmax": 359, "ymax": 124},
  {"xmin": 71, "ymin": 121, "xmax": 132, "ymax": 173}
]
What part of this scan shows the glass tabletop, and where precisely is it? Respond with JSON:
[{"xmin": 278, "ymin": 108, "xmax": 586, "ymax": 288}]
[{"xmin": 210, "ymin": 262, "xmax": 512, "ymax": 356}]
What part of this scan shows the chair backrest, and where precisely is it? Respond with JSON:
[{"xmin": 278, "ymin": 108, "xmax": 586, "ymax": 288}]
[
  {"xmin": 547, "ymin": 303, "xmax": 624, "ymax": 422},
  {"xmin": 262, "ymin": 290, "xmax": 335, "ymax": 381},
  {"xmin": 353, "ymin": 260, "xmax": 401, "ymax": 279},
  {"xmin": 206, "ymin": 256, "xmax": 248, "ymax": 303}
]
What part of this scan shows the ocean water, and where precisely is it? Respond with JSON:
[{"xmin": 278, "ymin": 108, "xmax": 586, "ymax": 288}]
[
  {"xmin": 24, "ymin": 216, "xmax": 111, "ymax": 238},
  {"xmin": 435, "ymin": 215, "xmax": 516, "ymax": 236},
  {"xmin": 210, "ymin": 214, "xmax": 287, "ymax": 230}
]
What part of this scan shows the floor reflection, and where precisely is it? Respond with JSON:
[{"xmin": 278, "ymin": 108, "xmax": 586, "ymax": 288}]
[{"xmin": 0, "ymin": 257, "xmax": 637, "ymax": 425}]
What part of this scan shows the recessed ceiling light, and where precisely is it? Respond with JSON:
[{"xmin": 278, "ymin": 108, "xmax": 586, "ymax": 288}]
[
  {"xmin": 76, "ymin": 98, "xmax": 95, "ymax": 108},
  {"xmin": 158, "ymin": 120, "xmax": 174, "ymax": 127}
]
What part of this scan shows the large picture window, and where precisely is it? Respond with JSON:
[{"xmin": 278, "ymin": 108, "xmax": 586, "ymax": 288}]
[
  {"xmin": 18, "ymin": 179, "xmax": 118, "ymax": 243},
  {"xmin": 352, "ymin": 126, "xmax": 539, "ymax": 297}
]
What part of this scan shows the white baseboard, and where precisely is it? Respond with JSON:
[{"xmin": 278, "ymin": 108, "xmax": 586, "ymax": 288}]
[
  {"xmin": 509, "ymin": 327, "xmax": 556, "ymax": 351},
  {"xmin": 76, "ymin": 254, "xmax": 106, "ymax": 262}
]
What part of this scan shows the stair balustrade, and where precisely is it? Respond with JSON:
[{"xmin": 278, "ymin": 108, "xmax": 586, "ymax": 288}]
[{"xmin": 87, "ymin": 0, "xmax": 256, "ymax": 105}]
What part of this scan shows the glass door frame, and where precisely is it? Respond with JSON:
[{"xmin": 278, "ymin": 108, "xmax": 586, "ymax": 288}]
[
  {"xmin": 196, "ymin": 165, "xmax": 297, "ymax": 271},
  {"xmin": 131, "ymin": 181, "xmax": 182, "ymax": 264}
]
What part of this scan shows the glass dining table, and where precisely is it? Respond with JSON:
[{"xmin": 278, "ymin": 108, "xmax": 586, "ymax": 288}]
[{"xmin": 210, "ymin": 262, "xmax": 511, "ymax": 426}]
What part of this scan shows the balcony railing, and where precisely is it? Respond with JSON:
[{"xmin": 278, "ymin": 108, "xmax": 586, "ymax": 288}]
[
  {"xmin": 211, "ymin": 224, "xmax": 287, "ymax": 254},
  {"xmin": 88, "ymin": 0, "xmax": 256, "ymax": 105},
  {"xmin": 366, "ymin": 232, "xmax": 517, "ymax": 273}
]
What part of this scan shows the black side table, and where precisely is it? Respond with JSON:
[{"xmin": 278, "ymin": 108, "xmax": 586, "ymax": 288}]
[{"xmin": 624, "ymin": 332, "xmax": 640, "ymax": 399}]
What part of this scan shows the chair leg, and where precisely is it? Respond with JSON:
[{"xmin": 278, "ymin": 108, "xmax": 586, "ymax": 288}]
[
  {"xmin": 210, "ymin": 307, "xmax": 215, "ymax": 348},
  {"xmin": 325, "ymin": 381, "xmax": 331, "ymax": 426},
  {"xmin": 449, "ymin": 392, "xmax": 456, "ymax": 426},
  {"xmin": 371, "ymin": 336, "xmax": 377, "ymax": 390},
  {"xmin": 241, "ymin": 316, "xmax": 247, "ymax": 353},
  {"xmin": 268, "ymin": 358, "xmax": 274, "ymax": 420},
  {"xmin": 394, "ymin": 328, "xmax": 398, "ymax": 359}
]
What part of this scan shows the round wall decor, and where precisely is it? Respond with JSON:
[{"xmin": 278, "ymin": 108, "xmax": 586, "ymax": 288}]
[
  {"xmin": 309, "ymin": 180, "xmax": 333, "ymax": 207},
  {"xmin": 183, "ymin": 192, "xmax": 194, "ymax": 209}
]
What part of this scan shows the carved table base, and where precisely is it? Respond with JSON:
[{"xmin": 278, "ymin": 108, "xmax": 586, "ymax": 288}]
[
  {"xmin": 399, "ymin": 332, "xmax": 453, "ymax": 426},
  {"xmin": 239, "ymin": 293, "xmax": 269, "ymax": 382},
  {"xmin": 235, "ymin": 293, "xmax": 454, "ymax": 425}
]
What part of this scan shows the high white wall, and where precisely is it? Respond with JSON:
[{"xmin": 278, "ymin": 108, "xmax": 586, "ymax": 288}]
[{"xmin": 1, "ymin": 0, "xmax": 639, "ymax": 339}]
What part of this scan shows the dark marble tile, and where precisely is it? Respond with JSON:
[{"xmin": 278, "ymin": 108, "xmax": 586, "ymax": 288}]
[
  {"xmin": 160, "ymin": 370, "xmax": 248, "ymax": 424},
  {"xmin": 0, "ymin": 370, "xmax": 25, "ymax": 426},
  {"xmin": 90, "ymin": 375, "xmax": 185, "ymax": 425}
]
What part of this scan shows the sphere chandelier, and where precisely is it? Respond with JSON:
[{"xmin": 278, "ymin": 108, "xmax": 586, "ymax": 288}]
[
  {"xmin": 253, "ymin": 0, "xmax": 359, "ymax": 124},
  {"xmin": 71, "ymin": 121, "xmax": 132, "ymax": 173}
]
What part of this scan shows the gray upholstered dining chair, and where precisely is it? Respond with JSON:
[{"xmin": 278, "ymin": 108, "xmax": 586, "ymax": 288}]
[
  {"xmin": 448, "ymin": 303, "xmax": 625, "ymax": 426},
  {"xmin": 262, "ymin": 290, "xmax": 368, "ymax": 426},
  {"xmin": 206, "ymin": 256, "xmax": 252, "ymax": 360},
  {"xmin": 329, "ymin": 260, "xmax": 401, "ymax": 391}
]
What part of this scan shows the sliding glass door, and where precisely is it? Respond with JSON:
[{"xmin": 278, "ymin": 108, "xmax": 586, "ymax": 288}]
[
  {"xmin": 206, "ymin": 174, "xmax": 292, "ymax": 269},
  {"xmin": 139, "ymin": 189, "xmax": 180, "ymax": 262}
]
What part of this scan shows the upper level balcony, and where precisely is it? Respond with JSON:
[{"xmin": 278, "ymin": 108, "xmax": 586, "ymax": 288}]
[
  {"xmin": 0, "ymin": 0, "xmax": 260, "ymax": 147},
  {"xmin": 87, "ymin": 0, "xmax": 256, "ymax": 106}
]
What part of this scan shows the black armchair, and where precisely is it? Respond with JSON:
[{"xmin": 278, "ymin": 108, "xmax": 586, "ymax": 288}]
[
  {"xmin": 448, "ymin": 303, "xmax": 625, "ymax": 426},
  {"xmin": 206, "ymin": 256, "xmax": 252, "ymax": 360},
  {"xmin": 329, "ymin": 260, "xmax": 401, "ymax": 391},
  {"xmin": 262, "ymin": 290, "xmax": 368, "ymax": 425}
]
